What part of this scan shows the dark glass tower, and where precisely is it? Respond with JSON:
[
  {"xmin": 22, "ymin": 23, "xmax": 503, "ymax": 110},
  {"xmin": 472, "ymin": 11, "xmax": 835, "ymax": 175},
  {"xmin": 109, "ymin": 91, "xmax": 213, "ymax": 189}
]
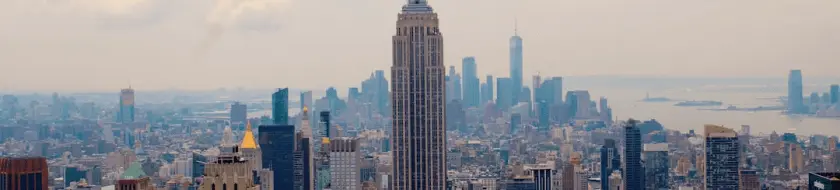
[
  {"xmin": 624, "ymin": 120, "xmax": 644, "ymax": 190},
  {"xmin": 462, "ymin": 57, "xmax": 480, "ymax": 108},
  {"xmin": 510, "ymin": 27, "xmax": 523, "ymax": 106},
  {"xmin": 272, "ymin": 88, "xmax": 289, "ymax": 125},
  {"xmin": 704, "ymin": 125, "xmax": 740, "ymax": 190},
  {"xmin": 259, "ymin": 124, "xmax": 295, "ymax": 190},
  {"xmin": 600, "ymin": 139, "xmax": 621, "ymax": 189},
  {"xmin": 118, "ymin": 88, "xmax": 135, "ymax": 123},
  {"xmin": 390, "ymin": 0, "xmax": 447, "ymax": 189}
]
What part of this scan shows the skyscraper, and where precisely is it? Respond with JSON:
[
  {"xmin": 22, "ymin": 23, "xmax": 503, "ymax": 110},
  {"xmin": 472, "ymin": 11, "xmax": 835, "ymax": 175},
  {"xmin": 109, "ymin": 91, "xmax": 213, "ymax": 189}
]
[
  {"xmin": 240, "ymin": 121, "xmax": 261, "ymax": 170},
  {"xmin": 330, "ymin": 137, "xmax": 360, "ymax": 190},
  {"xmin": 482, "ymin": 75, "xmax": 494, "ymax": 104},
  {"xmin": 600, "ymin": 139, "xmax": 620, "ymax": 190},
  {"xmin": 643, "ymin": 143, "xmax": 669, "ymax": 190},
  {"xmin": 391, "ymin": 0, "xmax": 447, "ymax": 189},
  {"xmin": 375, "ymin": 70, "xmax": 389, "ymax": 116},
  {"xmin": 510, "ymin": 24, "xmax": 523, "ymax": 106},
  {"xmin": 551, "ymin": 77, "xmax": 563, "ymax": 105},
  {"xmin": 272, "ymin": 88, "xmax": 289, "ymax": 125},
  {"xmin": 573, "ymin": 91, "xmax": 591, "ymax": 118},
  {"xmin": 831, "ymin": 84, "xmax": 839, "ymax": 104},
  {"xmin": 704, "ymin": 124, "xmax": 740, "ymax": 190},
  {"xmin": 788, "ymin": 70, "xmax": 804, "ymax": 114},
  {"xmin": 118, "ymin": 88, "xmax": 135, "ymax": 123},
  {"xmin": 231, "ymin": 102, "xmax": 247, "ymax": 129},
  {"xmin": 259, "ymin": 124, "xmax": 295, "ymax": 190},
  {"xmin": 462, "ymin": 57, "xmax": 480, "ymax": 108},
  {"xmin": 0, "ymin": 157, "xmax": 48, "ymax": 190},
  {"xmin": 449, "ymin": 66, "xmax": 462, "ymax": 102},
  {"xmin": 496, "ymin": 77, "xmax": 513, "ymax": 109},
  {"xmin": 624, "ymin": 120, "xmax": 644, "ymax": 190}
]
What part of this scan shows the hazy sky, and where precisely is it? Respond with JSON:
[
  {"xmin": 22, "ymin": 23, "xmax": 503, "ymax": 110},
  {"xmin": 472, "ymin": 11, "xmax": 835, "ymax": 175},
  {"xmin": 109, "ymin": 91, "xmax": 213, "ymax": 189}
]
[{"xmin": 2, "ymin": 0, "xmax": 839, "ymax": 92}]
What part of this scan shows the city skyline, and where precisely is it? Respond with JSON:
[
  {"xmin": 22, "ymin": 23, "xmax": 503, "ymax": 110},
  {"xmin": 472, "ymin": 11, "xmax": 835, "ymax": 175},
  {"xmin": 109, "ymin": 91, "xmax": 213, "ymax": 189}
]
[{"xmin": 3, "ymin": 0, "xmax": 840, "ymax": 91}]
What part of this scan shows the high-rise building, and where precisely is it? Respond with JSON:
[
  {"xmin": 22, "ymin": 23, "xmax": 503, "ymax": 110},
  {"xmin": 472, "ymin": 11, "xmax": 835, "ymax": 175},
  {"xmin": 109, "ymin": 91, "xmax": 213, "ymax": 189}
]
[
  {"xmin": 240, "ymin": 122, "xmax": 261, "ymax": 170},
  {"xmin": 200, "ymin": 140, "xmax": 259, "ymax": 190},
  {"xmin": 510, "ymin": 113, "xmax": 521, "ymax": 135},
  {"xmin": 573, "ymin": 91, "xmax": 591, "ymax": 118},
  {"xmin": 551, "ymin": 77, "xmax": 563, "ymax": 104},
  {"xmin": 831, "ymin": 84, "xmax": 839, "ymax": 104},
  {"xmin": 485, "ymin": 75, "xmax": 494, "ymax": 104},
  {"xmin": 259, "ymin": 124, "xmax": 295, "ymax": 190},
  {"xmin": 600, "ymin": 139, "xmax": 620, "ymax": 189},
  {"xmin": 809, "ymin": 172, "xmax": 840, "ymax": 189},
  {"xmin": 704, "ymin": 124, "xmax": 740, "ymax": 190},
  {"xmin": 118, "ymin": 88, "xmax": 135, "ymax": 123},
  {"xmin": 497, "ymin": 77, "xmax": 513, "ymax": 109},
  {"xmin": 537, "ymin": 101, "xmax": 550, "ymax": 131},
  {"xmin": 462, "ymin": 57, "xmax": 480, "ymax": 108},
  {"xmin": 314, "ymin": 110, "xmax": 332, "ymax": 190},
  {"xmin": 788, "ymin": 70, "xmax": 804, "ymax": 114},
  {"xmin": 530, "ymin": 166, "xmax": 553, "ymax": 190},
  {"xmin": 790, "ymin": 143, "xmax": 805, "ymax": 173},
  {"xmin": 739, "ymin": 170, "xmax": 759, "ymax": 190},
  {"xmin": 449, "ymin": 66, "xmax": 462, "ymax": 102},
  {"xmin": 624, "ymin": 120, "xmax": 644, "ymax": 190},
  {"xmin": 374, "ymin": 70, "xmax": 389, "ymax": 117},
  {"xmin": 272, "ymin": 88, "xmax": 289, "ymax": 125},
  {"xmin": 330, "ymin": 137, "xmax": 360, "ymax": 190},
  {"xmin": 0, "ymin": 157, "xmax": 48, "ymax": 190},
  {"xmin": 231, "ymin": 102, "xmax": 248, "ymax": 129},
  {"xmin": 510, "ymin": 24, "xmax": 523, "ymax": 106},
  {"xmin": 643, "ymin": 143, "xmax": 669, "ymax": 190},
  {"xmin": 390, "ymin": 0, "xmax": 447, "ymax": 189}
]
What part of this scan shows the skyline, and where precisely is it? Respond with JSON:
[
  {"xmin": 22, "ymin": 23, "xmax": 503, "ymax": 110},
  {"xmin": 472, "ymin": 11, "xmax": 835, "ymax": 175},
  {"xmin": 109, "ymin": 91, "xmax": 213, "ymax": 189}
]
[{"xmin": 3, "ymin": 0, "xmax": 840, "ymax": 91}]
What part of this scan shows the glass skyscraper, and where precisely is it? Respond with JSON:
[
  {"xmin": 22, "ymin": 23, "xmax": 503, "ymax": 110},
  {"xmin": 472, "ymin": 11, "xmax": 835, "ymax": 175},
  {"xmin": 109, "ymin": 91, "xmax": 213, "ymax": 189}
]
[
  {"xmin": 788, "ymin": 70, "xmax": 804, "ymax": 114},
  {"xmin": 509, "ymin": 27, "xmax": 523, "ymax": 105},
  {"xmin": 118, "ymin": 88, "xmax": 135, "ymax": 123},
  {"xmin": 272, "ymin": 88, "xmax": 289, "ymax": 125},
  {"xmin": 624, "ymin": 120, "xmax": 644, "ymax": 190},
  {"xmin": 643, "ymin": 143, "xmax": 669, "ymax": 190},
  {"xmin": 831, "ymin": 84, "xmax": 838, "ymax": 105},
  {"xmin": 462, "ymin": 57, "xmax": 480, "ymax": 108},
  {"xmin": 496, "ymin": 77, "xmax": 513, "ymax": 109},
  {"xmin": 600, "ymin": 139, "xmax": 621, "ymax": 189},
  {"xmin": 259, "ymin": 124, "xmax": 296, "ymax": 190},
  {"xmin": 390, "ymin": 0, "xmax": 447, "ymax": 189},
  {"xmin": 704, "ymin": 125, "xmax": 740, "ymax": 190}
]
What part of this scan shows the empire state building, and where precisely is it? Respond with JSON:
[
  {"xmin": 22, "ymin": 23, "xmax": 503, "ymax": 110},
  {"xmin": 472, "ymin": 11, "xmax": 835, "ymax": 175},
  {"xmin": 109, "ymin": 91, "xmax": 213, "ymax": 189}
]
[{"xmin": 390, "ymin": 0, "xmax": 446, "ymax": 189}]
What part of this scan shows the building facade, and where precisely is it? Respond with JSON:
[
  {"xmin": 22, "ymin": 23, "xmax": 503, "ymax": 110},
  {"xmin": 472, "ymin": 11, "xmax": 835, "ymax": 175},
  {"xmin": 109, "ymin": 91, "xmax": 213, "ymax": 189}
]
[
  {"xmin": 600, "ymin": 139, "xmax": 620, "ymax": 189},
  {"xmin": 509, "ymin": 27, "xmax": 523, "ymax": 106},
  {"xmin": 231, "ymin": 102, "xmax": 247, "ymax": 129},
  {"xmin": 788, "ymin": 70, "xmax": 804, "ymax": 113},
  {"xmin": 624, "ymin": 120, "xmax": 644, "ymax": 190},
  {"xmin": 643, "ymin": 143, "xmax": 669, "ymax": 190},
  {"xmin": 390, "ymin": 0, "xmax": 447, "ymax": 189},
  {"xmin": 330, "ymin": 138, "xmax": 360, "ymax": 190},
  {"xmin": 739, "ymin": 170, "xmax": 759, "ymax": 190},
  {"xmin": 462, "ymin": 57, "xmax": 480, "ymax": 108},
  {"xmin": 259, "ymin": 124, "xmax": 295, "ymax": 190},
  {"xmin": 272, "ymin": 88, "xmax": 289, "ymax": 125},
  {"xmin": 0, "ymin": 157, "xmax": 48, "ymax": 190},
  {"xmin": 704, "ymin": 125, "xmax": 740, "ymax": 190},
  {"xmin": 118, "ymin": 88, "xmax": 135, "ymax": 123}
]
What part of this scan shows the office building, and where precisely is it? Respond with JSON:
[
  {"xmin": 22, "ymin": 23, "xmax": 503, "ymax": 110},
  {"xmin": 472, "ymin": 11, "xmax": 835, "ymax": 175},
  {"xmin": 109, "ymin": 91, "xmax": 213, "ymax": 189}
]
[
  {"xmin": 484, "ymin": 75, "xmax": 494, "ymax": 104},
  {"xmin": 510, "ymin": 24, "xmax": 523, "ymax": 105},
  {"xmin": 643, "ymin": 143, "xmax": 669, "ymax": 190},
  {"xmin": 510, "ymin": 113, "xmax": 521, "ymax": 135},
  {"xmin": 330, "ymin": 137, "xmax": 360, "ymax": 190},
  {"xmin": 704, "ymin": 125, "xmax": 740, "ymax": 190},
  {"xmin": 462, "ymin": 57, "xmax": 480, "ymax": 108},
  {"xmin": 391, "ymin": 0, "xmax": 447, "ymax": 189},
  {"xmin": 809, "ymin": 172, "xmax": 840, "ymax": 189},
  {"xmin": 272, "ymin": 88, "xmax": 289, "ymax": 125},
  {"xmin": 497, "ymin": 77, "xmax": 513, "ymax": 109},
  {"xmin": 116, "ymin": 177, "xmax": 153, "ymax": 190},
  {"xmin": 301, "ymin": 91, "xmax": 313, "ymax": 113},
  {"xmin": 231, "ymin": 102, "xmax": 247, "ymax": 129},
  {"xmin": 0, "ymin": 157, "xmax": 48, "ymax": 190},
  {"xmin": 259, "ymin": 124, "xmax": 295, "ymax": 190},
  {"xmin": 537, "ymin": 101, "xmax": 549, "ymax": 132},
  {"xmin": 449, "ymin": 66, "xmax": 462, "ymax": 102},
  {"xmin": 788, "ymin": 70, "xmax": 804, "ymax": 114},
  {"xmin": 573, "ymin": 91, "xmax": 591, "ymax": 118},
  {"xmin": 240, "ymin": 121, "xmax": 261, "ymax": 170},
  {"xmin": 600, "ymin": 139, "xmax": 620, "ymax": 189},
  {"xmin": 200, "ymin": 141, "xmax": 259, "ymax": 190},
  {"xmin": 530, "ymin": 166, "xmax": 553, "ymax": 190},
  {"xmin": 739, "ymin": 170, "xmax": 759, "ymax": 190},
  {"xmin": 790, "ymin": 143, "xmax": 805, "ymax": 173},
  {"xmin": 118, "ymin": 88, "xmax": 135, "ymax": 123},
  {"xmin": 624, "ymin": 120, "xmax": 643, "ymax": 190},
  {"xmin": 831, "ymin": 84, "xmax": 839, "ymax": 104},
  {"xmin": 551, "ymin": 77, "xmax": 563, "ymax": 104}
]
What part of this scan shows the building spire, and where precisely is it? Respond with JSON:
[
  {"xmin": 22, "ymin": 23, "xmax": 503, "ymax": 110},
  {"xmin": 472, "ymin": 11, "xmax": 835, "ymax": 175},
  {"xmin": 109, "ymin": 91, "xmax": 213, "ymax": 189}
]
[{"xmin": 514, "ymin": 17, "xmax": 518, "ymax": 36}]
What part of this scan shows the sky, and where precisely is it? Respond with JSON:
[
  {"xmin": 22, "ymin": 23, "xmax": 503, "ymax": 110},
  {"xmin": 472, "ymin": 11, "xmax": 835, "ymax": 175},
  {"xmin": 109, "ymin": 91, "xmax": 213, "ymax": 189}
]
[{"xmin": 1, "ymin": 0, "xmax": 839, "ymax": 92}]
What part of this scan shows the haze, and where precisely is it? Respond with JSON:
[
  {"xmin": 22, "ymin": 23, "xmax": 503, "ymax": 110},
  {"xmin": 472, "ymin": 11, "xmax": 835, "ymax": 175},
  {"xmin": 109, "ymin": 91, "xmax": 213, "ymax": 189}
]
[{"xmin": 2, "ymin": 0, "xmax": 839, "ymax": 92}]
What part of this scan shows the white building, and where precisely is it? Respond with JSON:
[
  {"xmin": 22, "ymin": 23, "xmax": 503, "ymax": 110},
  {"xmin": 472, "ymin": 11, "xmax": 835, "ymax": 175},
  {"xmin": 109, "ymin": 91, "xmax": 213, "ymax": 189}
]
[{"xmin": 330, "ymin": 137, "xmax": 360, "ymax": 190}]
